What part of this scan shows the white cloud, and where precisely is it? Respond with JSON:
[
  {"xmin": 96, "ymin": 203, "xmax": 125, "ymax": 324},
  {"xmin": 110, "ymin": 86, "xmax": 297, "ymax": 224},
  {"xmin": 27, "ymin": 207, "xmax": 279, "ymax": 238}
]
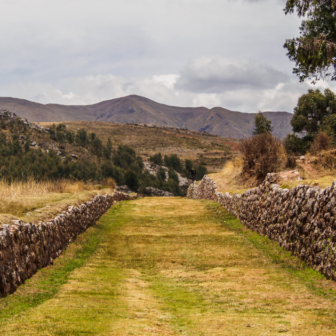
[
  {"xmin": 1, "ymin": 64, "xmax": 332, "ymax": 114},
  {"xmin": 0, "ymin": 0, "xmax": 331, "ymax": 115},
  {"xmin": 175, "ymin": 56, "xmax": 289, "ymax": 93}
]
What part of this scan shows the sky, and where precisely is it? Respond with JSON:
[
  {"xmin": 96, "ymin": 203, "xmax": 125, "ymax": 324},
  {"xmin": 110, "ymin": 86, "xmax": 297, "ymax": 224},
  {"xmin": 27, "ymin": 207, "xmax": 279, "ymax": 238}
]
[{"xmin": 0, "ymin": 0, "xmax": 334, "ymax": 112}]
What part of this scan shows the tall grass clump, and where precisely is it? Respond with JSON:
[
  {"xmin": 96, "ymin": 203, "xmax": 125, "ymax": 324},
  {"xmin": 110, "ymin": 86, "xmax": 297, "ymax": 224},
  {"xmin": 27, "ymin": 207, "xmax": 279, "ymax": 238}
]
[{"xmin": 239, "ymin": 133, "xmax": 286, "ymax": 182}]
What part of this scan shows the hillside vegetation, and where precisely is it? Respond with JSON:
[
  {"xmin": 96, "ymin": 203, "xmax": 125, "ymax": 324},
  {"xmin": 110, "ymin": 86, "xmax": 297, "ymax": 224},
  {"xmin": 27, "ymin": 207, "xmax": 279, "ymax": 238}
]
[{"xmin": 38, "ymin": 120, "xmax": 237, "ymax": 172}]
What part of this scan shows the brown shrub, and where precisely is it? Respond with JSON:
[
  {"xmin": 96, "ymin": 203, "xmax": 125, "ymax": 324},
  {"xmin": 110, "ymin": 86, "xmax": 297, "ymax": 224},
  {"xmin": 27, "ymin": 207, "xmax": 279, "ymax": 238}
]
[
  {"xmin": 102, "ymin": 177, "xmax": 116, "ymax": 190},
  {"xmin": 285, "ymin": 155, "xmax": 297, "ymax": 169},
  {"xmin": 239, "ymin": 133, "xmax": 286, "ymax": 181},
  {"xmin": 310, "ymin": 131, "xmax": 333, "ymax": 154}
]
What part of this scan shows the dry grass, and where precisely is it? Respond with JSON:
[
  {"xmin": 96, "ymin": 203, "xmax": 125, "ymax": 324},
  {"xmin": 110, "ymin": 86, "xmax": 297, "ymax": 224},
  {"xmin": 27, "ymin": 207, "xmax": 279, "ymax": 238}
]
[
  {"xmin": 0, "ymin": 178, "xmax": 114, "ymax": 224},
  {"xmin": 207, "ymin": 158, "xmax": 254, "ymax": 194}
]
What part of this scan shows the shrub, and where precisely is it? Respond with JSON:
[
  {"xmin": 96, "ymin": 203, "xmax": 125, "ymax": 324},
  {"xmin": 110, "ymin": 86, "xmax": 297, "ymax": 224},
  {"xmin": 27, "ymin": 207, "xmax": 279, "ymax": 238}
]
[
  {"xmin": 196, "ymin": 164, "xmax": 207, "ymax": 180},
  {"xmin": 284, "ymin": 133, "xmax": 311, "ymax": 156},
  {"xmin": 102, "ymin": 177, "xmax": 116, "ymax": 190},
  {"xmin": 124, "ymin": 170, "xmax": 139, "ymax": 191},
  {"xmin": 310, "ymin": 131, "xmax": 333, "ymax": 154},
  {"xmin": 285, "ymin": 155, "xmax": 297, "ymax": 169},
  {"xmin": 149, "ymin": 152, "xmax": 163, "ymax": 165},
  {"xmin": 239, "ymin": 133, "xmax": 286, "ymax": 180}
]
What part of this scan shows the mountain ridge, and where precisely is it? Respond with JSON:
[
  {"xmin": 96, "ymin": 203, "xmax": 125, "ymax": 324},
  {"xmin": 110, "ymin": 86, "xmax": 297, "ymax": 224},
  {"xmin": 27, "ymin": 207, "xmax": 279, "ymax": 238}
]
[{"xmin": 0, "ymin": 95, "xmax": 293, "ymax": 139}]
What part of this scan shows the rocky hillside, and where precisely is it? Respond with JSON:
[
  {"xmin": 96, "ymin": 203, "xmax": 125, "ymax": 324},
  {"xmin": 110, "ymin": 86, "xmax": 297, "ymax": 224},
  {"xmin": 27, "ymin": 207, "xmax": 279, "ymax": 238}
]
[{"xmin": 0, "ymin": 95, "xmax": 293, "ymax": 139}]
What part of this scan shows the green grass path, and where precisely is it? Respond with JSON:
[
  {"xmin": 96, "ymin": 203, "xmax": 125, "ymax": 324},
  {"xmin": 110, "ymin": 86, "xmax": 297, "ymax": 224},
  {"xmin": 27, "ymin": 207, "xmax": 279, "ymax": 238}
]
[{"xmin": 1, "ymin": 198, "xmax": 336, "ymax": 335}]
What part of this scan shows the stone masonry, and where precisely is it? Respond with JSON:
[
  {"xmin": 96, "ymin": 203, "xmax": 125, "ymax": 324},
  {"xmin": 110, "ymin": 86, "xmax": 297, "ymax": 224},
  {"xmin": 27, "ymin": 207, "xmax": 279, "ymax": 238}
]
[
  {"xmin": 188, "ymin": 174, "xmax": 336, "ymax": 281},
  {"xmin": 0, "ymin": 191, "xmax": 133, "ymax": 297}
]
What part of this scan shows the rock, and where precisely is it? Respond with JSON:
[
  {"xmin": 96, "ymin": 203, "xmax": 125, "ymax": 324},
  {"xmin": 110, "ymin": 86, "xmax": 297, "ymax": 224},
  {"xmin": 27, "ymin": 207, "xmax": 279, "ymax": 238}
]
[
  {"xmin": 143, "ymin": 162, "xmax": 188, "ymax": 187},
  {"xmin": 300, "ymin": 156, "xmax": 305, "ymax": 160},
  {"xmin": 30, "ymin": 141, "xmax": 36, "ymax": 147},
  {"xmin": 71, "ymin": 154, "xmax": 78, "ymax": 159},
  {"xmin": 144, "ymin": 187, "xmax": 174, "ymax": 197},
  {"xmin": 56, "ymin": 151, "xmax": 61, "ymax": 156},
  {"xmin": 116, "ymin": 185, "xmax": 132, "ymax": 194}
]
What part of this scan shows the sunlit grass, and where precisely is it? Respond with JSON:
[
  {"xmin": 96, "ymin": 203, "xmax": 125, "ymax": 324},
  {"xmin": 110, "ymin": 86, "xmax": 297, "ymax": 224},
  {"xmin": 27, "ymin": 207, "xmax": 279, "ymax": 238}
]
[{"xmin": 0, "ymin": 178, "xmax": 114, "ymax": 224}]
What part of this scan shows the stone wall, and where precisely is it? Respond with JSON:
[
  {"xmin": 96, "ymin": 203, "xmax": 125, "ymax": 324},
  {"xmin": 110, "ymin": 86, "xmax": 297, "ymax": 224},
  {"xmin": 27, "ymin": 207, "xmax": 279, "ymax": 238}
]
[
  {"xmin": 188, "ymin": 174, "xmax": 336, "ymax": 281},
  {"xmin": 0, "ymin": 191, "xmax": 133, "ymax": 297}
]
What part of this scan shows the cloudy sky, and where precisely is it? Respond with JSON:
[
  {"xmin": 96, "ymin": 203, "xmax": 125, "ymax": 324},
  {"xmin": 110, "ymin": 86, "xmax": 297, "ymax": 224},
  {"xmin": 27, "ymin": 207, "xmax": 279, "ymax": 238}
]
[{"xmin": 0, "ymin": 0, "xmax": 334, "ymax": 112}]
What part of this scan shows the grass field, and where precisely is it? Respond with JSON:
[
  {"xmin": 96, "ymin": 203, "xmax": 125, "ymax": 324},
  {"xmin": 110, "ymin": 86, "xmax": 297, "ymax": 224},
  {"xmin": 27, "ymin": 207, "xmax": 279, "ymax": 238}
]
[{"xmin": 1, "ymin": 197, "xmax": 336, "ymax": 335}]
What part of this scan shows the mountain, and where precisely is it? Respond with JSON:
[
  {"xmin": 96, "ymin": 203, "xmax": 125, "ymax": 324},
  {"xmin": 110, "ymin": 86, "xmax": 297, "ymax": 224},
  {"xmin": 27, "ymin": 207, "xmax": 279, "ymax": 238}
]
[{"xmin": 0, "ymin": 95, "xmax": 293, "ymax": 139}]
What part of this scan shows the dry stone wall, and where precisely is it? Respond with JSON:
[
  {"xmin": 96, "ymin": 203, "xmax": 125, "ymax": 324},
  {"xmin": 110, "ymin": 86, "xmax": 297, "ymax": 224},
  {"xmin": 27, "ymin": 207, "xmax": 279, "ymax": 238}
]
[
  {"xmin": 188, "ymin": 174, "xmax": 336, "ymax": 281},
  {"xmin": 0, "ymin": 191, "xmax": 133, "ymax": 297}
]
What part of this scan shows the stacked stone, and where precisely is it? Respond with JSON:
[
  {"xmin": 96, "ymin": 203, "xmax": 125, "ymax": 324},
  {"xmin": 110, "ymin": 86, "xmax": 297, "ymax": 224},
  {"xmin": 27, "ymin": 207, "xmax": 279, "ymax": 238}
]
[
  {"xmin": 0, "ymin": 191, "xmax": 133, "ymax": 297},
  {"xmin": 188, "ymin": 174, "xmax": 336, "ymax": 281}
]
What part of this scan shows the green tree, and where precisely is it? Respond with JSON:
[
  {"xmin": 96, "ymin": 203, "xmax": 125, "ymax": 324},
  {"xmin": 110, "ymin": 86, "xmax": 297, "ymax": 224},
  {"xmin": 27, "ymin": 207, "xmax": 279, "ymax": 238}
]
[
  {"xmin": 124, "ymin": 170, "xmax": 139, "ymax": 191},
  {"xmin": 284, "ymin": 0, "xmax": 336, "ymax": 82},
  {"xmin": 196, "ymin": 164, "xmax": 207, "ymax": 181},
  {"xmin": 291, "ymin": 88, "xmax": 336, "ymax": 136},
  {"xmin": 253, "ymin": 112, "xmax": 273, "ymax": 135},
  {"xmin": 149, "ymin": 153, "xmax": 163, "ymax": 165},
  {"xmin": 284, "ymin": 133, "xmax": 311, "ymax": 155}
]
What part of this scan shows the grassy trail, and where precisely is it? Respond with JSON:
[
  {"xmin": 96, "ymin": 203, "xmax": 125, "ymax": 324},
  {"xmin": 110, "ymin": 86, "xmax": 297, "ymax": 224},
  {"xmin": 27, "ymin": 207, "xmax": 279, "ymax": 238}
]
[{"xmin": 1, "ymin": 198, "xmax": 336, "ymax": 335}]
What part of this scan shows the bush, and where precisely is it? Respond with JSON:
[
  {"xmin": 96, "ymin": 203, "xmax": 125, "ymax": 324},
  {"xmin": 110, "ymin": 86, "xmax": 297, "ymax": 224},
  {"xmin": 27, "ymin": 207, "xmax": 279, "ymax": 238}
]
[
  {"xmin": 284, "ymin": 133, "xmax": 311, "ymax": 155},
  {"xmin": 310, "ymin": 131, "xmax": 333, "ymax": 154},
  {"xmin": 239, "ymin": 133, "xmax": 286, "ymax": 180},
  {"xmin": 102, "ymin": 177, "xmax": 116, "ymax": 189},
  {"xmin": 124, "ymin": 170, "xmax": 139, "ymax": 191},
  {"xmin": 285, "ymin": 155, "xmax": 297, "ymax": 169},
  {"xmin": 196, "ymin": 164, "xmax": 207, "ymax": 180},
  {"xmin": 149, "ymin": 153, "xmax": 163, "ymax": 165}
]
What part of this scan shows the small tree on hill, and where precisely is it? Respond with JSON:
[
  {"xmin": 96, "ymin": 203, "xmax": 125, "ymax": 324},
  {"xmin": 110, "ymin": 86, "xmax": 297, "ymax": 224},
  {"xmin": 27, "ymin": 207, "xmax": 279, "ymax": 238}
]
[{"xmin": 253, "ymin": 112, "xmax": 273, "ymax": 135}]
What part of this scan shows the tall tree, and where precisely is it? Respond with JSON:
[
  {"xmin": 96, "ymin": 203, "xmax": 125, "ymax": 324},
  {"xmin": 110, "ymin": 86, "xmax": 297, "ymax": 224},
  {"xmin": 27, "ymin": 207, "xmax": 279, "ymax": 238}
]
[
  {"xmin": 284, "ymin": 0, "xmax": 336, "ymax": 82},
  {"xmin": 253, "ymin": 112, "xmax": 273, "ymax": 135},
  {"xmin": 291, "ymin": 88, "xmax": 336, "ymax": 135}
]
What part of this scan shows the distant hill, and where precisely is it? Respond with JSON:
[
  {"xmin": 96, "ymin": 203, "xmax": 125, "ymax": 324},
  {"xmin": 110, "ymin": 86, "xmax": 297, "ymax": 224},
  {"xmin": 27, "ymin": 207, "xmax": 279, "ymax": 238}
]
[{"xmin": 0, "ymin": 95, "xmax": 293, "ymax": 139}]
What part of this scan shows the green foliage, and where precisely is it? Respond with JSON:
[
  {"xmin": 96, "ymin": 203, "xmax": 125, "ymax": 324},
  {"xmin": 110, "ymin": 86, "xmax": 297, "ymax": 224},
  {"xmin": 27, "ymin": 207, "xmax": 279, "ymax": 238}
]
[
  {"xmin": 291, "ymin": 89, "xmax": 336, "ymax": 136},
  {"xmin": 124, "ymin": 170, "xmax": 139, "ymax": 191},
  {"xmin": 284, "ymin": 133, "xmax": 312, "ymax": 155},
  {"xmin": 284, "ymin": 0, "xmax": 336, "ymax": 82},
  {"xmin": 0, "ymin": 120, "xmax": 188, "ymax": 196},
  {"xmin": 196, "ymin": 164, "xmax": 207, "ymax": 180},
  {"xmin": 164, "ymin": 154, "xmax": 183, "ymax": 173},
  {"xmin": 185, "ymin": 159, "xmax": 193, "ymax": 172},
  {"xmin": 286, "ymin": 88, "xmax": 336, "ymax": 154},
  {"xmin": 156, "ymin": 167, "xmax": 166, "ymax": 182},
  {"xmin": 149, "ymin": 152, "xmax": 163, "ymax": 165},
  {"xmin": 253, "ymin": 112, "xmax": 273, "ymax": 135}
]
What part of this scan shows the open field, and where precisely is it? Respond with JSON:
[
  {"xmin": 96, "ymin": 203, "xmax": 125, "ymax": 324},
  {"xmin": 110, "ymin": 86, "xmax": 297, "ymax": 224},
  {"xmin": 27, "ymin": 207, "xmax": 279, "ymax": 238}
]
[
  {"xmin": 0, "ymin": 179, "xmax": 114, "ymax": 224},
  {"xmin": 1, "ymin": 197, "xmax": 336, "ymax": 335},
  {"xmin": 37, "ymin": 121, "xmax": 240, "ymax": 172}
]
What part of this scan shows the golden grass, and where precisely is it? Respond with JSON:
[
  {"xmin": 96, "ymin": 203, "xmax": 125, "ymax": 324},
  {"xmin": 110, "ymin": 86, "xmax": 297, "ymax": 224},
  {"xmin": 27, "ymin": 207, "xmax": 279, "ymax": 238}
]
[
  {"xmin": 0, "ymin": 178, "xmax": 114, "ymax": 224},
  {"xmin": 208, "ymin": 158, "xmax": 253, "ymax": 194},
  {"xmin": 281, "ymin": 175, "xmax": 336, "ymax": 189}
]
